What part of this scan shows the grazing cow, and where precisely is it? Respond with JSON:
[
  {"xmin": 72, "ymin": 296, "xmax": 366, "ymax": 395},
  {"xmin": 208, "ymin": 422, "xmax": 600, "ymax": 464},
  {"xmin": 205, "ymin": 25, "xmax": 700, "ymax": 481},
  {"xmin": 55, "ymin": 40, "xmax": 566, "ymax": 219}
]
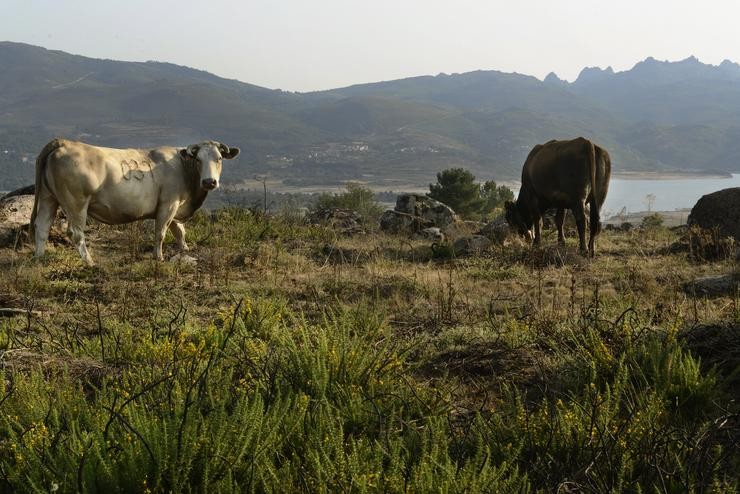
[
  {"xmin": 31, "ymin": 139, "xmax": 240, "ymax": 264},
  {"xmin": 504, "ymin": 137, "xmax": 611, "ymax": 257}
]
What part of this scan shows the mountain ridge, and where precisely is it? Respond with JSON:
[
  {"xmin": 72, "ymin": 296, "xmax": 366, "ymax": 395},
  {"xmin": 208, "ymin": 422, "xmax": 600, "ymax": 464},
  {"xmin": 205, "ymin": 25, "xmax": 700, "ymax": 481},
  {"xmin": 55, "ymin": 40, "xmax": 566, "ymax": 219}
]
[{"xmin": 1, "ymin": 41, "xmax": 740, "ymax": 191}]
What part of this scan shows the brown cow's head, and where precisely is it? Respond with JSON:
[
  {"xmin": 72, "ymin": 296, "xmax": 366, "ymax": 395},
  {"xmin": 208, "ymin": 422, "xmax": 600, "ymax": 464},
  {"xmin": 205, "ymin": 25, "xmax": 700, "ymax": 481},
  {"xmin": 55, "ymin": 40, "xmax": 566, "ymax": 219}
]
[
  {"xmin": 180, "ymin": 141, "xmax": 240, "ymax": 191},
  {"xmin": 504, "ymin": 200, "xmax": 531, "ymax": 239}
]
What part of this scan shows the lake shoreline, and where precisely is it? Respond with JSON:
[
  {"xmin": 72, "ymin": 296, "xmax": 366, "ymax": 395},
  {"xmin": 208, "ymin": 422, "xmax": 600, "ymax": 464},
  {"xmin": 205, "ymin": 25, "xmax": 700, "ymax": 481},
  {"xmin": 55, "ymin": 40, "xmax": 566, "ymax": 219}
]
[
  {"xmin": 614, "ymin": 170, "xmax": 735, "ymax": 180},
  {"xmin": 604, "ymin": 209, "xmax": 691, "ymax": 227}
]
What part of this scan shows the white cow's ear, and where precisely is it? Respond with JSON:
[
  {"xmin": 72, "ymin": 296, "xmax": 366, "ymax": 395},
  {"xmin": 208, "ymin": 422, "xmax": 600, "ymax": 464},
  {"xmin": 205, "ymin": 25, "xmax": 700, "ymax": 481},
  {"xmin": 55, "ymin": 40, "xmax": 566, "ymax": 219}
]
[
  {"xmin": 220, "ymin": 144, "xmax": 240, "ymax": 160},
  {"xmin": 181, "ymin": 144, "xmax": 200, "ymax": 158}
]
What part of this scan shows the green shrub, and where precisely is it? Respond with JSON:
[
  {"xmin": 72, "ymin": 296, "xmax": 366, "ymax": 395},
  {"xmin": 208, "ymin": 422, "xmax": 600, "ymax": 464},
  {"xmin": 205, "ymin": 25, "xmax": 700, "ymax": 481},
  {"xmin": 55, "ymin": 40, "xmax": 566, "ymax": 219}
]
[
  {"xmin": 313, "ymin": 183, "xmax": 383, "ymax": 224},
  {"xmin": 641, "ymin": 212, "xmax": 664, "ymax": 229}
]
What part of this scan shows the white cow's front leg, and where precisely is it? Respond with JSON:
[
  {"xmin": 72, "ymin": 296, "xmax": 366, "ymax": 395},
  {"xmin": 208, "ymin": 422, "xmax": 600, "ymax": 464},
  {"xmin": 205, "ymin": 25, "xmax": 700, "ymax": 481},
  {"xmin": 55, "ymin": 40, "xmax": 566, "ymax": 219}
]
[
  {"xmin": 168, "ymin": 221, "xmax": 189, "ymax": 251},
  {"xmin": 154, "ymin": 203, "xmax": 179, "ymax": 261}
]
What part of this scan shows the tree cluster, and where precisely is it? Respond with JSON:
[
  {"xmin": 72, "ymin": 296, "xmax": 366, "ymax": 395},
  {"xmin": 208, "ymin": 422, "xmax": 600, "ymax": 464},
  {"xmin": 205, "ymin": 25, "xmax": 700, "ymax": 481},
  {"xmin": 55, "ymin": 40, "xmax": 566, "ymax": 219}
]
[{"xmin": 428, "ymin": 168, "xmax": 514, "ymax": 220}]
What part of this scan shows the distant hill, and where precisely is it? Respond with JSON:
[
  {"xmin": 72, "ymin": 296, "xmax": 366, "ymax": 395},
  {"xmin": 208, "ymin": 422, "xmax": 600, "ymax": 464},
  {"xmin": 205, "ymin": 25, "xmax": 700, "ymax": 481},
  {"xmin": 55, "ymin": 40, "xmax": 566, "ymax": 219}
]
[{"xmin": 2, "ymin": 42, "xmax": 740, "ymax": 191}]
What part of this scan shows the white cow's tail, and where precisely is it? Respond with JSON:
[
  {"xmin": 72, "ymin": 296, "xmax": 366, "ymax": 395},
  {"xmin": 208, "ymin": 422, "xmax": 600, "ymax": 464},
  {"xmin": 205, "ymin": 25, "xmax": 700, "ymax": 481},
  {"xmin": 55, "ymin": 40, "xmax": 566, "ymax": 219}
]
[{"xmin": 30, "ymin": 139, "xmax": 64, "ymax": 241}]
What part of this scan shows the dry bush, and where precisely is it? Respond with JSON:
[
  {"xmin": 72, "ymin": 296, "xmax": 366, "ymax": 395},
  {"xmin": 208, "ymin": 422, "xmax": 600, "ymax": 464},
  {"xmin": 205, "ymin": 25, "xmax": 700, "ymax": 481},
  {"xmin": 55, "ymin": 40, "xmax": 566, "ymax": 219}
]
[{"xmin": 665, "ymin": 225, "xmax": 736, "ymax": 261}]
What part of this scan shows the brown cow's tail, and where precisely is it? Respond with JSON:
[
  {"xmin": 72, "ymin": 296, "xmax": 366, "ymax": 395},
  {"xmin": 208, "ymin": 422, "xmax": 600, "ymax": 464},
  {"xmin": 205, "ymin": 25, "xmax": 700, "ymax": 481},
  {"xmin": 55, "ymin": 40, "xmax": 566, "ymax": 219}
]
[
  {"xmin": 588, "ymin": 141, "xmax": 611, "ymax": 245},
  {"xmin": 593, "ymin": 145, "xmax": 611, "ymax": 211},
  {"xmin": 30, "ymin": 139, "xmax": 64, "ymax": 241},
  {"xmin": 586, "ymin": 140, "xmax": 601, "ymax": 242}
]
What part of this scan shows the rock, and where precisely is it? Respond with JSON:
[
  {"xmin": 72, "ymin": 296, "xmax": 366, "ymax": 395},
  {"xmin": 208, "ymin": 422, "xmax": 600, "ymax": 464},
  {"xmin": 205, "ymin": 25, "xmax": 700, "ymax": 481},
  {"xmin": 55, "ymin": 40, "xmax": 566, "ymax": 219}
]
[
  {"xmin": 443, "ymin": 220, "xmax": 485, "ymax": 241},
  {"xmin": 452, "ymin": 235, "xmax": 493, "ymax": 256},
  {"xmin": 307, "ymin": 208, "xmax": 365, "ymax": 235},
  {"xmin": 394, "ymin": 194, "xmax": 458, "ymax": 228},
  {"xmin": 0, "ymin": 194, "xmax": 35, "ymax": 248},
  {"xmin": 169, "ymin": 254, "xmax": 198, "ymax": 266},
  {"xmin": 477, "ymin": 214, "xmax": 510, "ymax": 244},
  {"xmin": 685, "ymin": 274, "xmax": 739, "ymax": 297},
  {"xmin": 0, "ymin": 185, "xmax": 35, "ymax": 201},
  {"xmin": 413, "ymin": 227, "xmax": 445, "ymax": 242},
  {"xmin": 380, "ymin": 194, "xmax": 459, "ymax": 236},
  {"xmin": 379, "ymin": 210, "xmax": 432, "ymax": 234},
  {"xmin": 688, "ymin": 187, "xmax": 740, "ymax": 240}
]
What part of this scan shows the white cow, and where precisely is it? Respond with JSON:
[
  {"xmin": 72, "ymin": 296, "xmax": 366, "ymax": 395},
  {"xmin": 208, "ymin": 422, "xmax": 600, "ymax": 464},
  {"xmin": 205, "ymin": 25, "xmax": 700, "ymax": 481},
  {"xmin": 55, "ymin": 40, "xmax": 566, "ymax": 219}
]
[{"xmin": 31, "ymin": 139, "xmax": 240, "ymax": 264}]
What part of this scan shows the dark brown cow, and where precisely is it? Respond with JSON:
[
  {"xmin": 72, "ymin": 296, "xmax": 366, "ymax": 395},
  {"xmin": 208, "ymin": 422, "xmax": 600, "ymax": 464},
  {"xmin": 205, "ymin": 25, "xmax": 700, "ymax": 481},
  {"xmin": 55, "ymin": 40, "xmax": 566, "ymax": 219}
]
[{"xmin": 504, "ymin": 137, "xmax": 611, "ymax": 257}]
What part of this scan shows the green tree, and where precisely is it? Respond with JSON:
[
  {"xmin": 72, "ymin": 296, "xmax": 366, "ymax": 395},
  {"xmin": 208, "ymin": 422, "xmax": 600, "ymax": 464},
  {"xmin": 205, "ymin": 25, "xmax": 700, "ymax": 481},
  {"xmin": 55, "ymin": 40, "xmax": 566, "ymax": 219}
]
[
  {"xmin": 480, "ymin": 180, "xmax": 514, "ymax": 217},
  {"xmin": 313, "ymin": 182, "xmax": 383, "ymax": 223},
  {"xmin": 428, "ymin": 168, "xmax": 484, "ymax": 218}
]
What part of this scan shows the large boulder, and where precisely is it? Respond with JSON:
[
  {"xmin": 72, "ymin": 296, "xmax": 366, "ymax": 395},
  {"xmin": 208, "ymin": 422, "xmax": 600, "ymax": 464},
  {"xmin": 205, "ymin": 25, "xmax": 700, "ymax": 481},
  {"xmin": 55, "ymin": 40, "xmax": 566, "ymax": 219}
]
[
  {"xmin": 685, "ymin": 273, "xmax": 740, "ymax": 297},
  {"xmin": 477, "ymin": 214, "xmax": 511, "ymax": 244},
  {"xmin": 0, "ymin": 194, "xmax": 34, "ymax": 247},
  {"xmin": 453, "ymin": 235, "xmax": 493, "ymax": 256},
  {"xmin": 413, "ymin": 227, "xmax": 445, "ymax": 242},
  {"xmin": 379, "ymin": 210, "xmax": 431, "ymax": 234},
  {"xmin": 307, "ymin": 208, "xmax": 365, "ymax": 235},
  {"xmin": 393, "ymin": 194, "xmax": 458, "ymax": 228},
  {"xmin": 688, "ymin": 188, "xmax": 740, "ymax": 240},
  {"xmin": 380, "ymin": 194, "xmax": 458, "ymax": 235}
]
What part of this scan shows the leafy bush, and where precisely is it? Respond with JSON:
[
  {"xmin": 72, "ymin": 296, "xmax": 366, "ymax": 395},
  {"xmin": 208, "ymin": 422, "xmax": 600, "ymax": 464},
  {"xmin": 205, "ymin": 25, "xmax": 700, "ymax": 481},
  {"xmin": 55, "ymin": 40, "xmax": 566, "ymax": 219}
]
[
  {"xmin": 429, "ymin": 168, "xmax": 513, "ymax": 219},
  {"xmin": 313, "ymin": 182, "xmax": 383, "ymax": 224},
  {"xmin": 641, "ymin": 212, "xmax": 664, "ymax": 229}
]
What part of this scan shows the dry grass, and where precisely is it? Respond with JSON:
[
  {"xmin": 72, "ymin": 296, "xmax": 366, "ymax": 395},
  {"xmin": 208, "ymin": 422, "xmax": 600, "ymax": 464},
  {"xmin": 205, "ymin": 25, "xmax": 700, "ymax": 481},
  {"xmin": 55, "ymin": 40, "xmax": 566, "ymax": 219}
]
[{"xmin": 2, "ymin": 214, "xmax": 737, "ymax": 408}]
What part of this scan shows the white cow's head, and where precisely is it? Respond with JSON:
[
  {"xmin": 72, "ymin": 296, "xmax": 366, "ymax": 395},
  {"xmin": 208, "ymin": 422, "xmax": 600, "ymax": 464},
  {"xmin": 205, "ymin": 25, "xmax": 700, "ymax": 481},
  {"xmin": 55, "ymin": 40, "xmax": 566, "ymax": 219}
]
[{"xmin": 180, "ymin": 141, "xmax": 240, "ymax": 191}]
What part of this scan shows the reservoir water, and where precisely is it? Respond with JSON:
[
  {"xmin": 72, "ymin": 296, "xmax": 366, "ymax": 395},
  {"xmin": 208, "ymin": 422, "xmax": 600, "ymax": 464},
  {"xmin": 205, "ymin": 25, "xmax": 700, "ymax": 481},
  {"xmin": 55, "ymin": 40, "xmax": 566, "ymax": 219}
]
[{"xmin": 602, "ymin": 174, "xmax": 740, "ymax": 216}]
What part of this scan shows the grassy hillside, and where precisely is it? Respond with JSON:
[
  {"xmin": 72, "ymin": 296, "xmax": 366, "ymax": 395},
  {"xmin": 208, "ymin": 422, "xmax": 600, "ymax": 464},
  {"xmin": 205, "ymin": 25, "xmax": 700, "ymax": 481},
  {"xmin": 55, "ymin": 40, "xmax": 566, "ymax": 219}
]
[{"xmin": 0, "ymin": 210, "xmax": 738, "ymax": 491}]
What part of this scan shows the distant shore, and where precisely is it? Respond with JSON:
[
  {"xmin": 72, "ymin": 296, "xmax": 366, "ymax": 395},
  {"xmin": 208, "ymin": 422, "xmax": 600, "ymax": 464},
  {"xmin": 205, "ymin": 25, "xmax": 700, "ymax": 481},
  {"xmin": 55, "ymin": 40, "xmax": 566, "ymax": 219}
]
[
  {"xmin": 604, "ymin": 209, "xmax": 691, "ymax": 227},
  {"xmin": 614, "ymin": 170, "xmax": 734, "ymax": 180}
]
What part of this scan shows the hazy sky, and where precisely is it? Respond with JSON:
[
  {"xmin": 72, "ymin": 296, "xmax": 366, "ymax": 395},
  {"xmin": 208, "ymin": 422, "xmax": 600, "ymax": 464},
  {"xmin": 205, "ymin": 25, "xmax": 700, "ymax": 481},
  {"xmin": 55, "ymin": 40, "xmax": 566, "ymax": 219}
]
[{"xmin": 4, "ymin": 0, "xmax": 740, "ymax": 92}]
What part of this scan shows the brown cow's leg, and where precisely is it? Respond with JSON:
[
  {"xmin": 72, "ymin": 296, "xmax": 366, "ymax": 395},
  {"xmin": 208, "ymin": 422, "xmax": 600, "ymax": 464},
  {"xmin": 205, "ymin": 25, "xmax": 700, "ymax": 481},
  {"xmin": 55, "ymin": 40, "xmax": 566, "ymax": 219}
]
[
  {"xmin": 532, "ymin": 214, "xmax": 542, "ymax": 246},
  {"xmin": 588, "ymin": 200, "xmax": 600, "ymax": 257},
  {"xmin": 154, "ymin": 204, "xmax": 179, "ymax": 261},
  {"xmin": 555, "ymin": 208, "xmax": 566, "ymax": 245},
  {"xmin": 572, "ymin": 202, "xmax": 588, "ymax": 255},
  {"xmin": 169, "ymin": 222, "xmax": 189, "ymax": 252},
  {"xmin": 33, "ymin": 189, "xmax": 59, "ymax": 259}
]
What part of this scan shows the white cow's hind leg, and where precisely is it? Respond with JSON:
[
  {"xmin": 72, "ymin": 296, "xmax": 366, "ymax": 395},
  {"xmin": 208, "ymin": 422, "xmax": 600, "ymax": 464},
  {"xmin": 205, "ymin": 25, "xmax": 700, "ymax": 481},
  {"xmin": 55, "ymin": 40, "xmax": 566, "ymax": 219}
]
[
  {"xmin": 33, "ymin": 191, "xmax": 59, "ymax": 259},
  {"xmin": 68, "ymin": 217, "xmax": 93, "ymax": 265},
  {"xmin": 154, "ymin": 204, "xmax": 179, "ymax": 261},
  {"xmin": 66, "ymin": 199, "xmax": 93, "ymax": 265},
  {"xmin": 168, "ymin": 221, "xmax": 189, "ymax": 251}
]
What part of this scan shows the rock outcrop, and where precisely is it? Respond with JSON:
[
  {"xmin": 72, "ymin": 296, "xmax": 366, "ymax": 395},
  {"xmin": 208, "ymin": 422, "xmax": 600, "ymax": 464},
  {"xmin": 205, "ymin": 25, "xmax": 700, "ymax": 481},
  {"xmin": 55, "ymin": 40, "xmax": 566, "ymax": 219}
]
[
  {"xmin": 477, "ymin": 214, "xmax": 510, "ymax": 244},
  {"xmin": 0, "ymin": 194, "xmax": 34, "ymax": 248},
  {"xmin": 688, "ymin": 187, "xmax": 740, "ymax": 240},
  {"xmin": 453, "ymin": 235, "xmax": 493, "ymax": 256},
  {"xmin": 307, "ymin": 208, "xmax": 365, "ymax": 235},
  {"xmin": 380, "ymin": 194, "xmax": 458, "ymax": 235}
]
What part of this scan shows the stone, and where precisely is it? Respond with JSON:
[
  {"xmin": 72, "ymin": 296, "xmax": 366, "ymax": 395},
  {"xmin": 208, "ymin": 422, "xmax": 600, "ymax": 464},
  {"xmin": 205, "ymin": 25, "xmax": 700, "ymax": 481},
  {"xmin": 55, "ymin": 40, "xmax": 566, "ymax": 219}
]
[
  {"xmin": 379, "ymin": 210, "xmax": 431, "ymax": 234},
  {"xmin": 413, "ymin": 227, "xmax": 445, "ymax": 242},
  {"xmin": 685, "ymin": 274, "xmax": 739, "ymax": 297},
  {"xmin": 169, "ymin": 254, "xmax": 198, "ymax": 266},
  {"xmin": 394, "ymin": 194, "xmax": 458, "ymax": 228},
  {"xmin": 477, "ymin": 214, "xmax": 510, "ymax": 244},
  {"xmin": 0, "ymin": 194, "xmax": 34, "ymax": 248},
  {"xmin": 443, "ymin": 220, "xmax": 485, "ymax": 241},
  {"xmin": 688, "ymin": 187, "xmax": 740, "ymax": 240},
  {"xmin": 307, "ymin": 208, "xmax": 365, "ymax": 235},
  {"xmin": 452, "ymin": 235, "xmax": 493, "ymax": 256},
  {"xmin": 0, "ymin": 185, "xmax": 35, "ymax": 201}
]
